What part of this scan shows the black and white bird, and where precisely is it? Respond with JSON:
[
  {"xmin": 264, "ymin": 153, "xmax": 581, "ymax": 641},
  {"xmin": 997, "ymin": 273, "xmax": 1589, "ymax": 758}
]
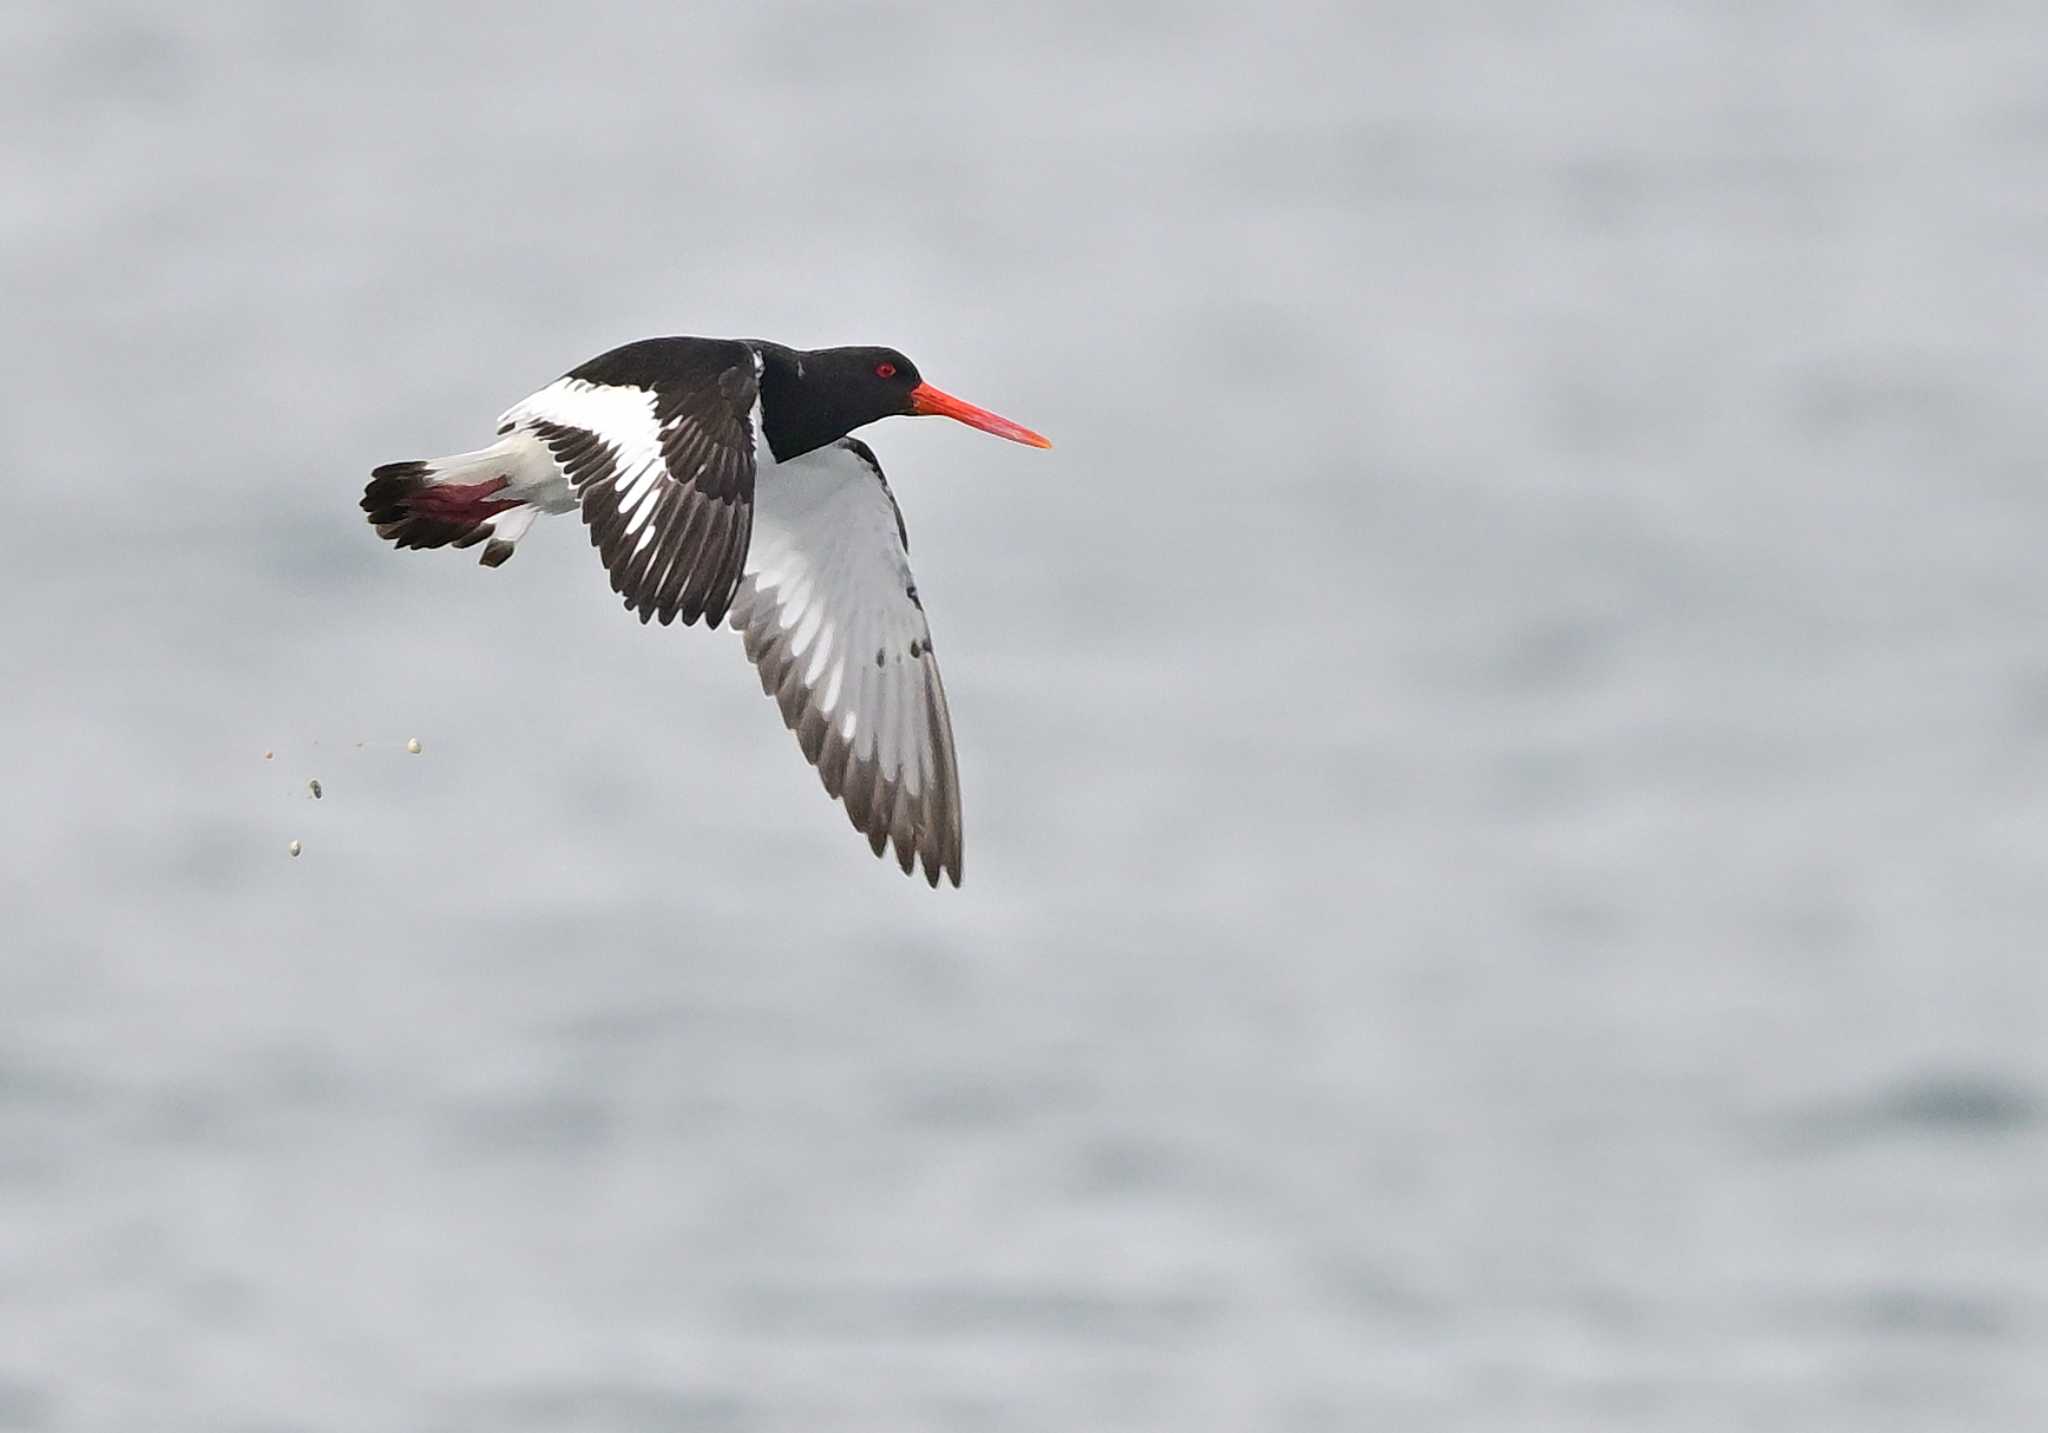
[{"xmin": 361, "ymin": 337, "xmax": 1050, "ymax": 888}]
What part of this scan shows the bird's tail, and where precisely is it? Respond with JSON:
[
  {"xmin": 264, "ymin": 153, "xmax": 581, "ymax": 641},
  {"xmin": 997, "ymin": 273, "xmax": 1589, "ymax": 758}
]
[{"xmin": 361, "ymin": 440, "xmax": 540, "ymax": 568}]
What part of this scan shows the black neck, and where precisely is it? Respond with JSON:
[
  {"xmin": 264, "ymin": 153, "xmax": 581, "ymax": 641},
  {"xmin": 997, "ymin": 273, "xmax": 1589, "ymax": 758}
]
[{"xmin": 754, "ymin": 343, "xmax": 833, "ymax": 463}]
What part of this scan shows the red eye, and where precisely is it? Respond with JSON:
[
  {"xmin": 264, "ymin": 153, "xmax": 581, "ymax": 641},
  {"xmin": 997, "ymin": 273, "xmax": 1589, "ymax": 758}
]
[{"xmin": 875, "ymin": 362, "xmax": 896, "ymax": 379}]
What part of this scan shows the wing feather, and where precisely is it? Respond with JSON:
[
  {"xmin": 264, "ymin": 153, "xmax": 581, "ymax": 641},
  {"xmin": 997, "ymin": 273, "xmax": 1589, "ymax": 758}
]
[
  {"xmin": 731, "ymin": 438, "xmax": 964, "ymax": 886},
  {"xmin": 499, "ymin": 338, "xmax": 760, "ymax": 628}
]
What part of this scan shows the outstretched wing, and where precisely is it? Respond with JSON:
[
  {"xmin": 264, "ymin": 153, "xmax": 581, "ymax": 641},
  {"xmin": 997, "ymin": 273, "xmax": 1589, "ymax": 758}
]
[
  {"xmin": 728, "ymin": 438, "xmax": 964, "ymax": 887},
  {"xmin": 498, "ymin": 338, "xmax": 760, "ymax": 628}
]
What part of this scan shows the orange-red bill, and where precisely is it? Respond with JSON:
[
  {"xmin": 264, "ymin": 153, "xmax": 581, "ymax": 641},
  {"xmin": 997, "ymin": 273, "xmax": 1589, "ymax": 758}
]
[{"xmin": 909, "ymin": 382, "xmax": 1052, "ymax": 448}]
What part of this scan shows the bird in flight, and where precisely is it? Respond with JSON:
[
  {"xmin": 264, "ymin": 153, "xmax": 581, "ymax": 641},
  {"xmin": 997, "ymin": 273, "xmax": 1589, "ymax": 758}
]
[{"xmin": 362, "ymin": 336, "xmax": 1050, "ymax": 887}]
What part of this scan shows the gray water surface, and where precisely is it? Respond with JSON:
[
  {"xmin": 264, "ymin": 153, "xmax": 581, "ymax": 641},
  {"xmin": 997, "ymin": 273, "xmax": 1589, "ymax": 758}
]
[{"xmin": 3, "ymin": 3, "xmax": 2045, "ymax": 1428}]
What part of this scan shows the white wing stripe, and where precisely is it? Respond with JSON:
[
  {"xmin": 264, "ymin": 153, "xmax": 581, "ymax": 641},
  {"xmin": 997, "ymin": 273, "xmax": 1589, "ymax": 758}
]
[
  {"xmin": 820, "ymin": 656, "xmax": 846, "ymax": 716},
  {"xmin": 804, "ymin": 623, "xmax": 836, "ymax": 685},
  {"xmin": 500, "ymin": 379, "xmax": 666, "ymax": 478},
  {"xmin": 499, "ymin": 360, "xmax": 759, "ymax": 630},
  {"xmin": 777, "ymin": 569, "xmax": 814, "ymax": 626},
  {"xmin": 791, "ymin": 599, "xmax": 827, "ymax": 661}
]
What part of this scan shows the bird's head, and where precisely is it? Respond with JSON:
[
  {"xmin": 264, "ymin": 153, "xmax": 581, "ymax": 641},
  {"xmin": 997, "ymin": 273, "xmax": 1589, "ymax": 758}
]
[{"xmin": 796, "ymin": 346, "xmax": 1052, "ymax": 452}]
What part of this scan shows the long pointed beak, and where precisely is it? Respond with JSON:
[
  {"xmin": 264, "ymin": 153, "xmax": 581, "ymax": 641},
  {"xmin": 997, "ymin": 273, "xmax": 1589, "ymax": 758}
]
[{"xmin": 908, "ymin": 382, "xmax": 1053, "ymax": 448}]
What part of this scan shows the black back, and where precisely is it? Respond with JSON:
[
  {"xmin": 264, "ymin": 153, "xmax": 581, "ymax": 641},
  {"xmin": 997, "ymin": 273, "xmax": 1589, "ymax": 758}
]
[
  {"xmin": 560, "ymin": 335, "xmax": 925, "ymax": 464},
  {"xmin": 554, "ymin": 336, "xmax": 762, "ymax": 628}
]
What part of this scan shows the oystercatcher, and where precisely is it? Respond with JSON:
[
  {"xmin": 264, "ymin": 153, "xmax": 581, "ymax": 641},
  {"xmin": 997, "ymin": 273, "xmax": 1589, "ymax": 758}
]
[{"xmin": 361, "ymin": 337, "xmax": 1050, "ymax": 888}]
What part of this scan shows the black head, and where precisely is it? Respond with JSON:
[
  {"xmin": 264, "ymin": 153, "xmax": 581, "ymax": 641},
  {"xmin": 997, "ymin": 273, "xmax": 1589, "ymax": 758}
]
[{"xmin": 757, "ymin": 342, "xmax": 1051, "ymax": 462}]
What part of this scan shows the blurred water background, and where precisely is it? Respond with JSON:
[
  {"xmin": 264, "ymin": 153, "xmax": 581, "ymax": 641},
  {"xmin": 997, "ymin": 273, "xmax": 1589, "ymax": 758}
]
[{"xmin": 3, "ymin": 2, "xmax": 2045, "ymax": 1428}]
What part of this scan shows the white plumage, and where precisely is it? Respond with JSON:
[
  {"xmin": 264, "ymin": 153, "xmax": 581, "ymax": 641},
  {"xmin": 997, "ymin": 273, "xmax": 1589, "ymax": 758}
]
[
  {"xmin": 366, "ymin": 334, "xmax": 1046, "ymax": 887},
  {"xmin": 728, "ymin": 439, "xmax": 962, "ymax": 884}
]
